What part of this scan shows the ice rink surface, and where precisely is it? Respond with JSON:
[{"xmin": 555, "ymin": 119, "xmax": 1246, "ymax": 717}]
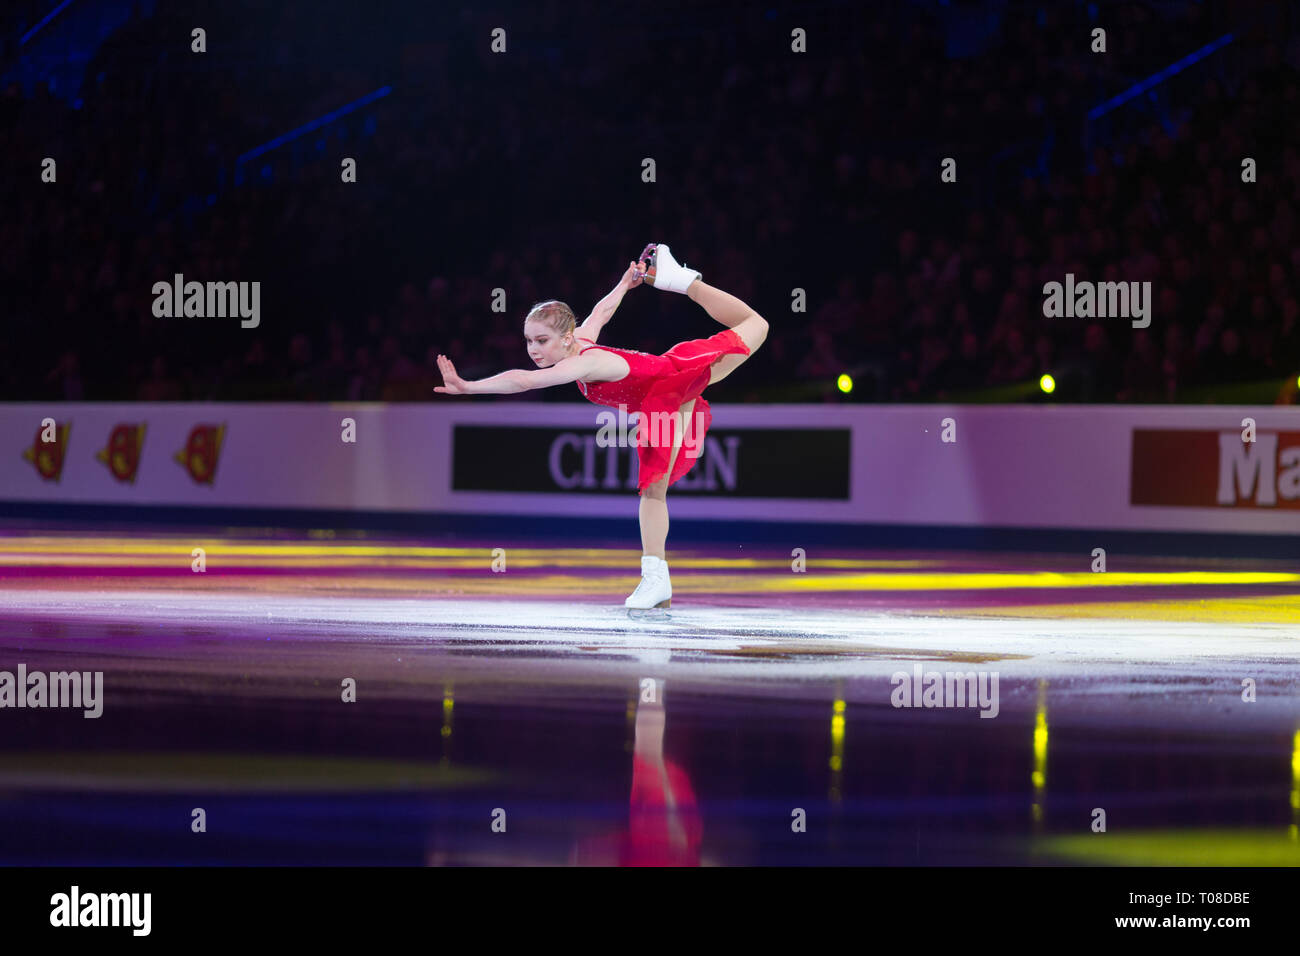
[{"xmin": 1, "ymin": 524, "xmax": 1297, "ymax": 865}]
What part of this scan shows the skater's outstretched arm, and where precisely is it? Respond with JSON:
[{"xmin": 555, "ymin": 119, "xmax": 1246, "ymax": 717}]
[
  {"xmin": 435, "ymin": 352, "xmax": 597, "ymax": 395},
  {"xmin": 575, "ymin": 260, "xmax": 645, "ymax": 343}
]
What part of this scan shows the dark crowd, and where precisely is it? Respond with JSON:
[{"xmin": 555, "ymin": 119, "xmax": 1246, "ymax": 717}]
[{"xmin": 2, "ymin": 0, "xmax": 1296, "ymax": 404}]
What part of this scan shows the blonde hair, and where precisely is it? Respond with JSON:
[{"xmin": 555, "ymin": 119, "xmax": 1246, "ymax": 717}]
[{"xmin": 524, "ymin": 300, "xmax": 577, "ymax": 337}]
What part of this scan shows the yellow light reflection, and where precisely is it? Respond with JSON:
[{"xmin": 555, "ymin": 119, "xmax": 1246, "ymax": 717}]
[
  {"xmin": 1292, "ymin": 730, "xmax": 1299, "ymax": 842},
  {"xmin": 829, "ymin": 695, "xmax": 846, "ymax": 804},
  {"xmin": 1037, "ymin": 830, "xmax": 1300, "ymax": 866},
  {"xmin": 1031, "ymin": 679, "xmax": 1048, "ymax": 832},
  {"xmin": 440, "ymin": 684, "xmax": 454, "ymax": 760}
]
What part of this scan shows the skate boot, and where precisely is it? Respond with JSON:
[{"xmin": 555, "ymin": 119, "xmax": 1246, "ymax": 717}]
[
  {"xmin": 638, "ymin": 243, "xmax": 701, "ymax": 294},
  {"xmin": 625, "ymin": 554, "xmax": 672, "ymax": 609}
]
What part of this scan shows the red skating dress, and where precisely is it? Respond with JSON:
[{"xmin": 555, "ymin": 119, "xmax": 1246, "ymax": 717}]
[{"xmin": 575, "ymin": 328, "xmax": 750, "ymax": 495}]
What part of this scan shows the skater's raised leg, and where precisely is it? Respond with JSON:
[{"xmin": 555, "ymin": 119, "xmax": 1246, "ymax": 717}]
[
  {"xmin": 685, "ymin": 281, "xmax": 769, "ymax": 384},
  {"xmin": 687, "ymin": 280, "xmax": 752, "ymax": 329}
]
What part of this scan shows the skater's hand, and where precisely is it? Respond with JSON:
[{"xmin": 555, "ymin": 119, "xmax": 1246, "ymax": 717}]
[
  {"xmin": 434, "ymin": 355, "xmax": 468, "ymax": 395},
  {"xmin": 620, "ymin": 260, "xmax": 648, "ymax": 290}
]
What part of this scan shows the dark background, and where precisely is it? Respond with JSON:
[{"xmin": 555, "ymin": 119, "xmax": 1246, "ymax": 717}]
[{"xmin": 1, "ymin": 0, "xmax": 1295, "ymax": 404}]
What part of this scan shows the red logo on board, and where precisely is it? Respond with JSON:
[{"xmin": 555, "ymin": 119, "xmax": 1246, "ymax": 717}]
[
  {"xmin": 96, "ymin": 424, "xmax": 147, "ymax": 483},
  {"xmin": 174, "ymin": 424, "xmax": 225, "ymax": 485},
  {"xmin": 21, "ymin": 421, "xmax": 71, "ymax": 482}
]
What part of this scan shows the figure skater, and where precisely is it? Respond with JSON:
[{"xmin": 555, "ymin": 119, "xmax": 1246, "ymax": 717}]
[{"xmin": 435, "ymin": 244, "xmax": 769, "ymax": 609}]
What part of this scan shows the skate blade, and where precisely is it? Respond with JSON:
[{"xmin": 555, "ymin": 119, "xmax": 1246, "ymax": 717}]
[
  {"xmin": 626, "ymin": 603, "xmax": 671, "ymax": 620},
  {"xmin": 633, "ymin": 242, "xmax": 659, "ymax": 283}
]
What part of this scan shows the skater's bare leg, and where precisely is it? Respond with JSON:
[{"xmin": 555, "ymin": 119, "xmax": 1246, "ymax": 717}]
[
  {"xmin": 638, "ymin": 400, "xmax": 694, "ymax": 558},
  {"xmin": 685, "ymin": 281, "xmax": 769, "ymax": 385},
  {"xmin": 638, "ymin": 495, "xmax": 669, "ymax": 560},
  {"xmin": 688, "ymin": 280, "xmax": 754, "ymax": 328}
]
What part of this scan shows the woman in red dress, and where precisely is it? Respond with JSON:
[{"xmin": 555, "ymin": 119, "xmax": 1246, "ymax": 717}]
[{"xmin": 435, "ymin": 244, "xmax": 769, "ymax": 609}]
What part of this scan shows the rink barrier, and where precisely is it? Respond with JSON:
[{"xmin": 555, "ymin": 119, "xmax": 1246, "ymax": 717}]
[{"xmin": 2, "ymin": 402, "xmax": 1298, "ymax": 539}]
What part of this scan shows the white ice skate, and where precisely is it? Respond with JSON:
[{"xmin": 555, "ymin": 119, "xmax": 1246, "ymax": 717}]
[
  {"xmin": 625, "ymin": 555, "xmax": 672, "ymax": 609},
  {"xmin": 641, "ymin": 243, "xmax": 701, "ymax": 294}
]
